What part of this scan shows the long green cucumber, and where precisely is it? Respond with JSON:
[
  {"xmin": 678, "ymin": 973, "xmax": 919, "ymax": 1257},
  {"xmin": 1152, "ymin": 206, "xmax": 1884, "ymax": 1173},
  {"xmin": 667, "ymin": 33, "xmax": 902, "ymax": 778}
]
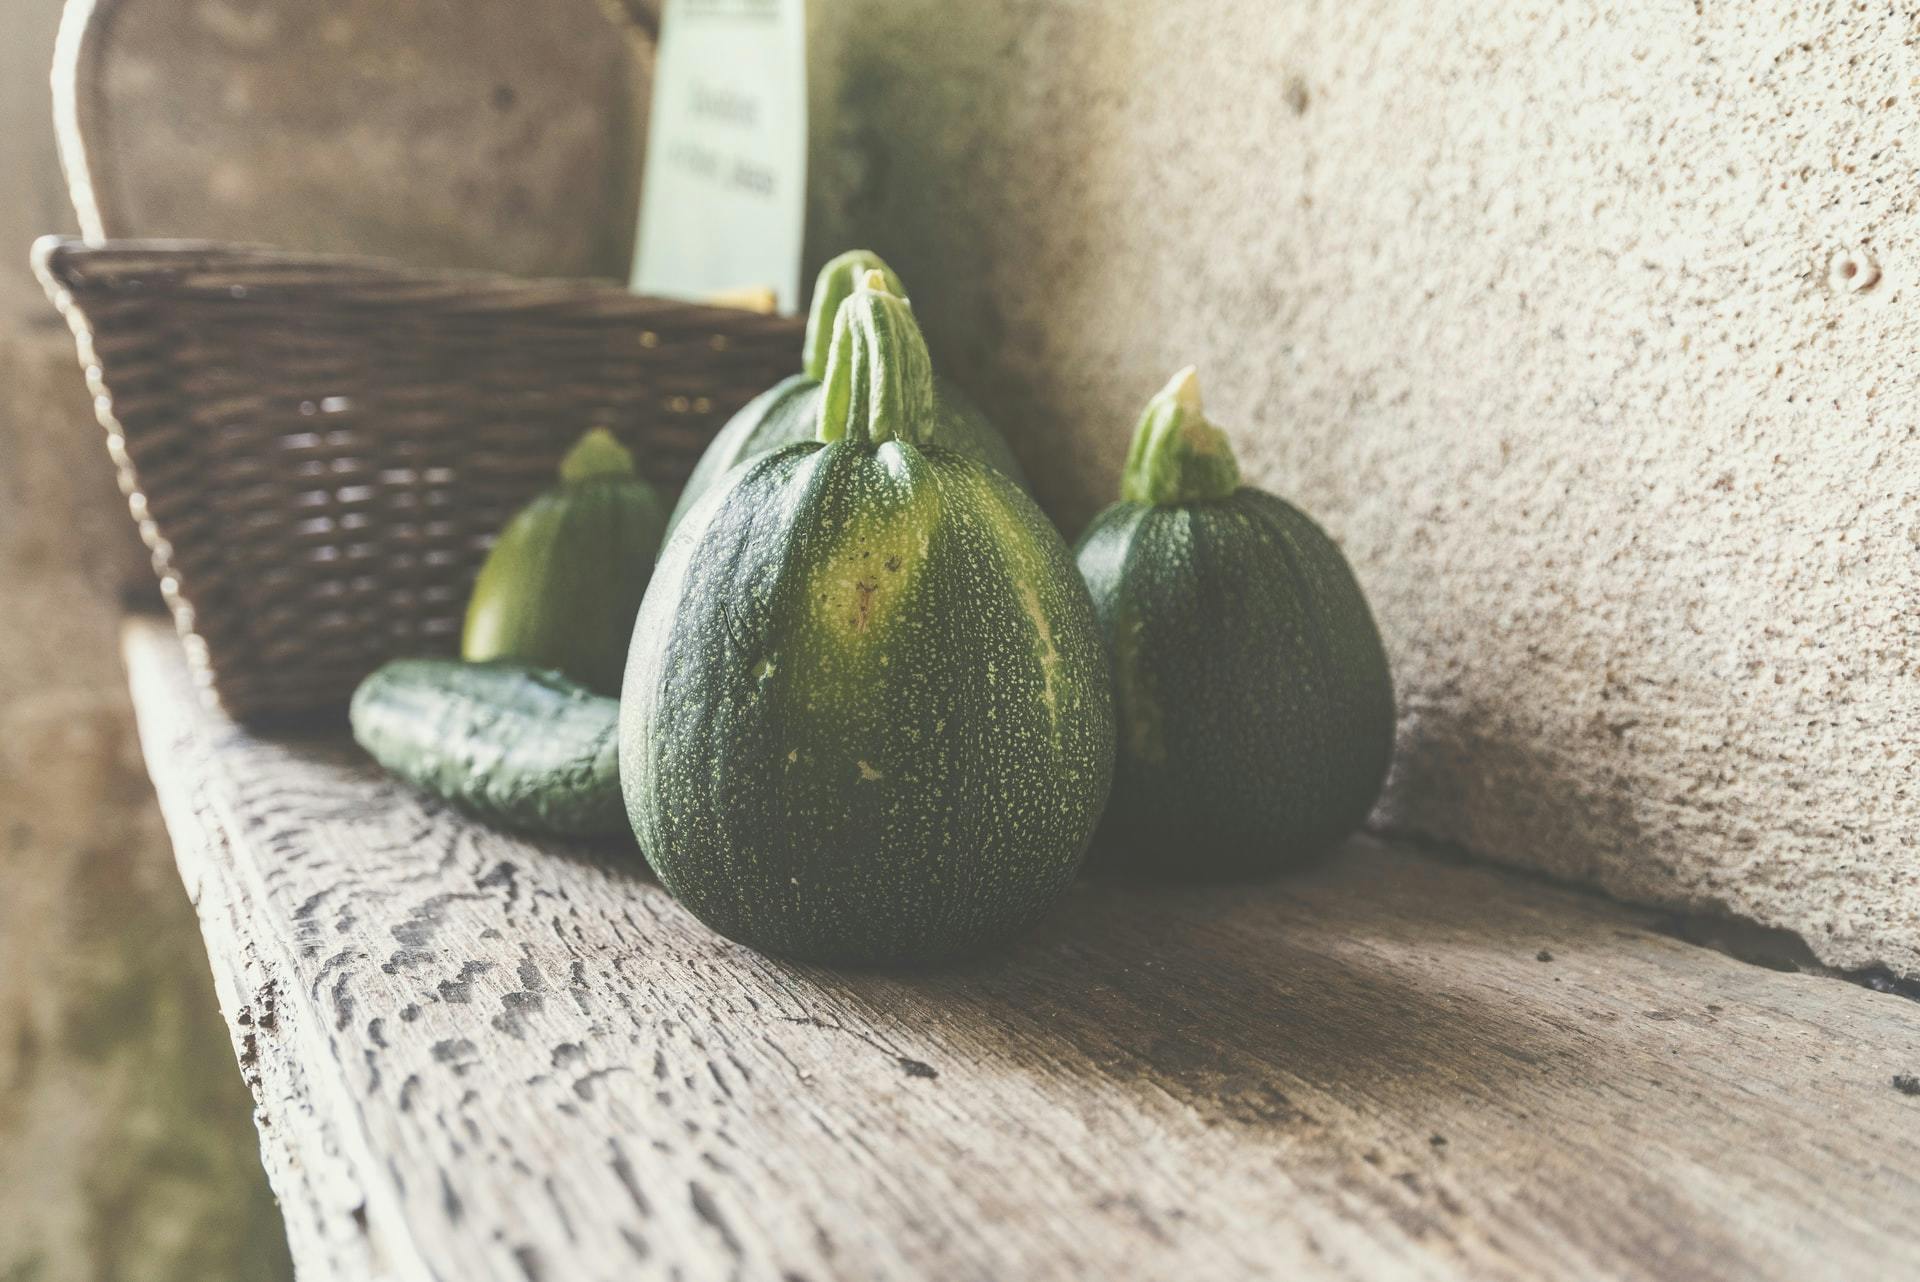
[{"xmin": 350, "ymin": 659, "xmax": 626, "ymax": 838}]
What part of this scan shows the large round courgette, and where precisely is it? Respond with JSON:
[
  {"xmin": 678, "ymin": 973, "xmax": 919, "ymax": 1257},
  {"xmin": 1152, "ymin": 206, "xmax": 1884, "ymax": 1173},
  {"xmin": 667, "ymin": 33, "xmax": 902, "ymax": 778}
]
[{"xmin": 623, "ymin": 272, "xmax": 1113, "ymax": 964}]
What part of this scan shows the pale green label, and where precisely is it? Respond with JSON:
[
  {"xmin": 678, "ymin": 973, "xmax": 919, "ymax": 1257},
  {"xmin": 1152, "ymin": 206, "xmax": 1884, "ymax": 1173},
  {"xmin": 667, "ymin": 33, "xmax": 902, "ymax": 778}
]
[{"xmin": 632, "ymin": 0, "xmax": 808, "ymax": 313}]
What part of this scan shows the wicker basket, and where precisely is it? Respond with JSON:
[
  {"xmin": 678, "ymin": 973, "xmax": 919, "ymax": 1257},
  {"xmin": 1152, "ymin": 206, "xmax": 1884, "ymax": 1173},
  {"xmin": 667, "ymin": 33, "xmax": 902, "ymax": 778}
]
[{"xmin": 35, "ymin": 238, "xmax": 804, "ymax": 722}]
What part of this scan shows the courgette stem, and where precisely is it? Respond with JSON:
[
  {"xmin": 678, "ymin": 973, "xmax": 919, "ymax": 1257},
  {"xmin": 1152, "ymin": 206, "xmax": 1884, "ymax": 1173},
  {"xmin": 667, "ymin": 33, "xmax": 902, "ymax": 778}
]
[
  {"xmin": 1120, "ymin": 366, "xmax": 1242, "ymax": 505},
  {"xmin": 558, "ymin": 427, "xmax": 638, "ymax": 483},
  {"xmin": 817, "ymin": 271, "xmax": 936, "ymax": 450},
  {"xmin": 801, "ymin": 250, "xmax": 910, "ymax": 381}
]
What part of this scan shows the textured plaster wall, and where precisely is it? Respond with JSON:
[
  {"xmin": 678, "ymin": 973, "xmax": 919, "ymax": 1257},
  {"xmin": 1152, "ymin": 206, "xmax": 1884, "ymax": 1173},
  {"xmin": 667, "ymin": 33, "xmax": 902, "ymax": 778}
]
[{"xmin": 806, "ymin": 1, "xmax": 1919, "ymax": 973}]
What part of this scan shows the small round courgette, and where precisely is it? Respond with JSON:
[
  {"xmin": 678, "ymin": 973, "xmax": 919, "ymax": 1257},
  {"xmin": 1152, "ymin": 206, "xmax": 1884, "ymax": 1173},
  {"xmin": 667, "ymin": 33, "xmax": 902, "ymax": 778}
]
[
  {"xmin": 1074, "ymin": 368, "xmax": 1395, "ymax": 877},
  {"xmin": 463, "ymin": 428, "xmax": 667, "ymax": 696}
]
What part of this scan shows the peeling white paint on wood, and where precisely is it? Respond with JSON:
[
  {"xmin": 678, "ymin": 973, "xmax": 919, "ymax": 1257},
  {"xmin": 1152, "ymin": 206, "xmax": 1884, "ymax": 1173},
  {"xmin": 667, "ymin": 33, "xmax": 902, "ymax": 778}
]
[{"xmin": 124, "ymin": 619, "xmax": 1920, "ymax": 1282}]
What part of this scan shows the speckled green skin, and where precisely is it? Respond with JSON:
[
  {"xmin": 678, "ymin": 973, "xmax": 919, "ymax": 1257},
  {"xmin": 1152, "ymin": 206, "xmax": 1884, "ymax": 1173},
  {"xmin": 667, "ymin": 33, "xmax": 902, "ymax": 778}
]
[
  {"xmin": 463, "ymin": 472, "xmax": 667, "ymax": 695},
  {"xmin": 663, "ymin": 373, "xmax": 1031, "ymax": 540},
  {"xmin": 623, "ymin": 441, "xmax": 1114, "ymax": 965},
  {"xmin": 351, "ymin": 659, "xmax": 626, "ymax": 837},
  {"xmin": 1074, "ymin": 488, "xmax": 1394, "ymax": 877}
]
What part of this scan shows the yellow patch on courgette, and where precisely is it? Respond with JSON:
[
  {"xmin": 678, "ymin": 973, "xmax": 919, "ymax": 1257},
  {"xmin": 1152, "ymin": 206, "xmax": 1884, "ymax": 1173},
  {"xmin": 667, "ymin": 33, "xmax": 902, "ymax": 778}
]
[
  {"xmin": 808, "ymin": 530, "xmax": 928, "ymax": 642},
  {"xmin": 972, "ymin": 472, "xmax": 1072, "ymax": 744},
  {"xmin": 805, "ymin": 469, "xmax": 939, "ymax": 649},
  {"xmin": 1015, "ymin": 580, "xmax": 1063, "ymax": 736}
]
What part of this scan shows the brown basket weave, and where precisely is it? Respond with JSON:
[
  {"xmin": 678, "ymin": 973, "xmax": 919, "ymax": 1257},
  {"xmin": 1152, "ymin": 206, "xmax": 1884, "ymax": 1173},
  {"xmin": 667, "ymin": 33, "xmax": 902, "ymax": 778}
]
[{"xmin": 35, "ymin": 238, "xmax": 804, "ymax": 721}]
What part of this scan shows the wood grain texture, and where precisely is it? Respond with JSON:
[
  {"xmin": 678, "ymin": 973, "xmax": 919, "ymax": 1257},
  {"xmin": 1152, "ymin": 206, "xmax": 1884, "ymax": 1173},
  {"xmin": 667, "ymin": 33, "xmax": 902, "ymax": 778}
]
[{"xmin": 122, "ymin": 617, "xmax": 1920, "ymax": 1282}]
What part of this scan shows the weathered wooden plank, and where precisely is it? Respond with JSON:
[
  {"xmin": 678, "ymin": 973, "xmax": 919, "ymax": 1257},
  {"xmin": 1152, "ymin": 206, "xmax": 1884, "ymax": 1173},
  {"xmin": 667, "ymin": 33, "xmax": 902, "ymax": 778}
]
[
  {"xmin": 145, "ymin": 693, "xmax": 416, "ymax": 1282},
  {"xmin": 122, "ymin": 617, "xmax": 1920, "ymax": 1282}
]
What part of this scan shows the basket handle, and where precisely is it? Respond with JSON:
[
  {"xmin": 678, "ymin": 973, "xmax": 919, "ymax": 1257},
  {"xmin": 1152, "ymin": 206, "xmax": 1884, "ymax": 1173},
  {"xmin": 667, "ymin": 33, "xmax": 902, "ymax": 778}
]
[{"xmin": 51, "ymin": 0, "xmax": 120, "ymax": 242}]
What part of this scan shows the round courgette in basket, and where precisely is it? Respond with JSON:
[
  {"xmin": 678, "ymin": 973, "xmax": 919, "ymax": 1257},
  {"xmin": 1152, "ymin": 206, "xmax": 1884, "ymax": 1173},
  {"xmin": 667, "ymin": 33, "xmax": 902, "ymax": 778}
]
[
  {"xmin": 623, "ymin": 272, "xmax": 1114, "ymax": 965},
  {"xmin": 662, "ymin": 249, "xmax": 1030, "ymax": 539},
  {"xmin": 1073, "ymin": 368, "xmax": 1395, "ymax": 877},
  {"xmin": 351, "ymin": 659, "xmax": 625, "ymax": 838},
  {"xmin": 463, "ymin": 428, "xmax": 667, "ymax": 696}
]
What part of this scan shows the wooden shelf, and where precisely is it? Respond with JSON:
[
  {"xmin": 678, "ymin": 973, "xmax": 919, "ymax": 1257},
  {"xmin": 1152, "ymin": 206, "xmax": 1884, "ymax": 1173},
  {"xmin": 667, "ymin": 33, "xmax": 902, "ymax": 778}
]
[{"xmin": 122, "ymin": 618, "xmax": 1920, "ymax": 1282}]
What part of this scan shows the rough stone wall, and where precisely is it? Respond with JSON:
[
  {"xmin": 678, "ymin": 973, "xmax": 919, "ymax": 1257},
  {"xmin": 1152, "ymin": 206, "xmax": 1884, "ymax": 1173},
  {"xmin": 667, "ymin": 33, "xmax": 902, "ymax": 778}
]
[
  {"xmin": 805, "ymin": 0, "xmax": 1919, "ymax": 974},
  {"xmin": 0, "ymin": 1, "xmax": 292, "ymax": 1277}
]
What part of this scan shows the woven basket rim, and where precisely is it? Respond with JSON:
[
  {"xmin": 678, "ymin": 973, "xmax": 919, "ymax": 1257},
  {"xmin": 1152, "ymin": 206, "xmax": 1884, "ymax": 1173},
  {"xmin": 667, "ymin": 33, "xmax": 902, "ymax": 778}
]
[{"xmin": 32, "ymin": 236, "xmax": 801, "ymax": 331}]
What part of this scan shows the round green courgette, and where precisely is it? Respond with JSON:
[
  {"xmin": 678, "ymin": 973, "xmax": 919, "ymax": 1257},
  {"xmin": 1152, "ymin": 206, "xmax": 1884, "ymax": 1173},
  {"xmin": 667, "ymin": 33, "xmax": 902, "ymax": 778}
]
[
  {"xmin": 463, "ymin": 428, "xmax": 667, "ymax": 695},
  {"xmin": 1074, "ymin": 367, "xmax": 1395, "ymax": 877},
  {"xmin": 623, "ymin": 272, "xmax": 1113, "ymax": 965},
  {"xmin": 351, "ymin": 659, "xmax": 625, "ymax": 838}
]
